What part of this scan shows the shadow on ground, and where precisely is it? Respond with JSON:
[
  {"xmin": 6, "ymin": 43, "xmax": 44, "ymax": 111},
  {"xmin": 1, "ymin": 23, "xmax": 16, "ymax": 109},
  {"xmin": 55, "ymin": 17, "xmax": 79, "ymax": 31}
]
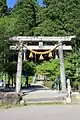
[
  {"xmin": 0, "ymin": 84, "xmax": 50, "ymax": 94},
  {"xmin": 21, "ymin": 84, "xmax": 50, "ymax": 95}
]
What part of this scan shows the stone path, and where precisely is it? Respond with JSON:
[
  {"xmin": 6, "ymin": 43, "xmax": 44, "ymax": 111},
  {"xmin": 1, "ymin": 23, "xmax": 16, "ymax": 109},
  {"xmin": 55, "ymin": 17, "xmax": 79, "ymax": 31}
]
[{"xmin": 22, "ymin": 81, "xmax": 66, "ymax": 103}]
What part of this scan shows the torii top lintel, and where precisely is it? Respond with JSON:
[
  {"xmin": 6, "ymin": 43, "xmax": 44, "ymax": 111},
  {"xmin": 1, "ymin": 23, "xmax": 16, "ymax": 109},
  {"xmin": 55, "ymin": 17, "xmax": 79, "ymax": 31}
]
[{"xmin": 10, "ymin": 36, "xmax": 75, "ymax": 42}]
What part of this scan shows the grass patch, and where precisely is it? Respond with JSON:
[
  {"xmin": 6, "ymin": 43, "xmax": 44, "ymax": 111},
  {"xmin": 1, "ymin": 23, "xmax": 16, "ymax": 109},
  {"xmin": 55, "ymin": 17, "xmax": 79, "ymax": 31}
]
[
  {"xmin": 26, "ymin": 102, "xmax": 66, "ymax": 106},
  {"xmin": 44, "ymin": 80, "xmax": 53, "ymax": 89}
]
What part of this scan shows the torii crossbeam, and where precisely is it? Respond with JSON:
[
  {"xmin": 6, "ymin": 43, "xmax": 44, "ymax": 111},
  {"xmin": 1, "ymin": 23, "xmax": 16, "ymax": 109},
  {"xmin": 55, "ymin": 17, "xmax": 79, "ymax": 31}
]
[{"xmin": 10, "ymin": 36, "xmax": 75, "ymax": 93}]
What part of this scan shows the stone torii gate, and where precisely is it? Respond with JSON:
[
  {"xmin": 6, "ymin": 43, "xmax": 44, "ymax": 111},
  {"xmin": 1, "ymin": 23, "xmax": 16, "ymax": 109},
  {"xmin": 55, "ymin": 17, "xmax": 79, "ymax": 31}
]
[{"xmin": 10, "ymin": 36, "xmax": 75, "ymax": 93}]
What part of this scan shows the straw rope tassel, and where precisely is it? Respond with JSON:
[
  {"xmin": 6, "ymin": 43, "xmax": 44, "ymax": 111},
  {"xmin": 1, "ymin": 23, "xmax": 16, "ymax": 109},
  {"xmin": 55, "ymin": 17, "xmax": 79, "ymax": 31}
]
[
  {"xmin": 39, "ymin": 54, "xmax": 44, "ymax": 60},
  {"xmin": 29, "ymin": 52, "xmax": 33, "ymax": 58},
  {"xmin": 48, "ymin": 52, "xmax": 52, "ymax": 58}
]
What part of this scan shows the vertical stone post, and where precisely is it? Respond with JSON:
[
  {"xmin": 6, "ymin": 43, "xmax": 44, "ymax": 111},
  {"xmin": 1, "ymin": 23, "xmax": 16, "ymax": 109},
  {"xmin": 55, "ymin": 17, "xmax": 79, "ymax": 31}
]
[
  {"xmin": 58, "ymin": 41, "xmax": 66, "ymax": 92},
  {"xmin": 66, "ymin": 79, "xmax": 71, "ymax": 103},
  {"xmin": 16, "ymin": 43, "xmax": 23, "ymax": 93},
  {"xmin": 67, "ymin": 79, "xmax": 71, "ymax": 98}
]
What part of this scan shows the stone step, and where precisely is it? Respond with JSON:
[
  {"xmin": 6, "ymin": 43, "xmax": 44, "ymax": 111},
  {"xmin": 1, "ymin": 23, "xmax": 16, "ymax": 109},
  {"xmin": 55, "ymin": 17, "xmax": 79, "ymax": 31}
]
[{"xmin": 23, "ymin": 96, "xmax": 66, "ymax": 104}]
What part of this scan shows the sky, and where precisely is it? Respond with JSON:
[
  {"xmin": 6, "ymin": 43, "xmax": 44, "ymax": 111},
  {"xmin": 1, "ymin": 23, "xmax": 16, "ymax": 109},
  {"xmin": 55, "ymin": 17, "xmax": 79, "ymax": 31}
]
[{"xmin": 7, "ymin": 0, "xmax": 43, "ymax": 8}]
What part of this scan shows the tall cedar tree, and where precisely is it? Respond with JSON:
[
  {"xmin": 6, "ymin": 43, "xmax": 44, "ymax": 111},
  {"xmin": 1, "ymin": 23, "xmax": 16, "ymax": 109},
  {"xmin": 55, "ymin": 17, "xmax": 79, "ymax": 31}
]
[
  {"xmin": 34, "ymin": 0, "xmax": 80, "ymax": 36},
  {"xmin": 9, "ymin": 0, "xmax": 38, "ymax": 36},
  {"xmin": 0, "ymin": 0, "xmax": 8, "ymax": 17}
]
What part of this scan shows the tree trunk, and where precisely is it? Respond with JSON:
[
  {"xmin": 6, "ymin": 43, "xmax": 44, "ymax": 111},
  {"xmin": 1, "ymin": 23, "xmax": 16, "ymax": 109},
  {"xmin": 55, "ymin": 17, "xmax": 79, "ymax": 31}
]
[
  {"xmin": 8, "ymin": 75, "xmax": 10, "ymax": 88},
  {"xmin": 12, "ymin": 75, "xmax": 13, "ymax": 88},
  {"xmin": 25, "ymin": 76, "xmax": 28, "ymax": 88}
]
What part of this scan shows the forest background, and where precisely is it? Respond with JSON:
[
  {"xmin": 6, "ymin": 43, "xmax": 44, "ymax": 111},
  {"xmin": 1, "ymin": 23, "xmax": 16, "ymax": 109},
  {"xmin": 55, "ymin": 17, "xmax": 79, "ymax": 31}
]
[{"xmin": 0, "ymin": 0, "xmax": 80, "ymax": 90}]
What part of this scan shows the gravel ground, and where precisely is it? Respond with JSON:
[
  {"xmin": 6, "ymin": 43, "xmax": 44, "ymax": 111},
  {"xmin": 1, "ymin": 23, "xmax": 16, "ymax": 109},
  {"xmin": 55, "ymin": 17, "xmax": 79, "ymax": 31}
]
[{"xmin": 0, "ymin": 105, "xmax": 80, "ymax": 120}]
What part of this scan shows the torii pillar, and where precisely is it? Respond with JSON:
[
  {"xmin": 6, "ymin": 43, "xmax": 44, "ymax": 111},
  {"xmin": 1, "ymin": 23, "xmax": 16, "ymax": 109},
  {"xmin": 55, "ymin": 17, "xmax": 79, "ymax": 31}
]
[
  {"xmin": 16, "ymin": 43, "xmax": 23, "ymax": 93},
  {"xmin": 58, "ymin": 41, "xmax": 66, "ymax": 92},
  {"xmin": 10, "ymin": 36, "xmax": 75, "ymax": 93}
]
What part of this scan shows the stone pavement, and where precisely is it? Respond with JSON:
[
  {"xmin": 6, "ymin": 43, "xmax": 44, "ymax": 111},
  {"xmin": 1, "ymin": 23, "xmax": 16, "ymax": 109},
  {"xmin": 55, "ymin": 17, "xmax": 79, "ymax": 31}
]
[{"xmin": 22, "ymin": 81, "xmax": 67, "ymax": 103}]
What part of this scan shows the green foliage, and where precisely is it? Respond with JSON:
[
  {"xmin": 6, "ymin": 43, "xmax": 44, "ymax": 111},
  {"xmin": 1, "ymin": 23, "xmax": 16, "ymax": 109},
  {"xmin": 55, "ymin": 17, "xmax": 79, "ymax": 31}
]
[
  {"xmin": 36, "ymin": 59, "xmax": 60, "ymax": 81},
  {"xmin": 34, "ymin": 0, "xmax": 80, "ymax": 36},
  {"xmin": 65, "ymin": 52, "xmax": 80, "ymax": 89},
  {"xmin": 7, "ymin": 0, "xmax": 38, "ymax": 36},
  {"xmin": 44, "ymin": 80, "xmax": 53, "ymax": 89},
  {"xmin": 4, "ymin": 62, "xmax": 17, "ymax": 76},
  {"xmin": 0, "ymin": 17, "xmax": 10, "ymax": 72},
  {"xmin": 22, "ymin": 61, "xmax": 36, "ymax": 76},
  {"xmin": 4, "ymin": 60, "xmax": 36, "ymax": 78},
  {"xmin": 0, "ymin": 0, "xmax": 8, "ymax": 17}
]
